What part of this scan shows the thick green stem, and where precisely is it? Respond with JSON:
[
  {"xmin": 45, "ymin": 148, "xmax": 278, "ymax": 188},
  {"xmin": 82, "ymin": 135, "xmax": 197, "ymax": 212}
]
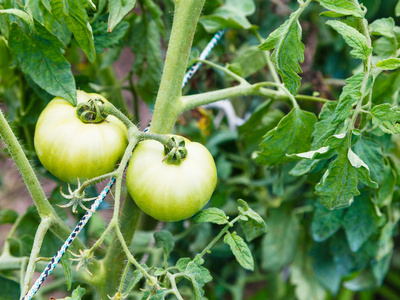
[
  {"xmin": 0, "ymin": 109, "xmax": 85, "ymax": 249},
  {"xmin": 149, "ymin": 0, "xmax": 206, "ymax": 134},
  {"xmin": 0, "ymin": 109, "xmax": 52, "ymax": 217}
]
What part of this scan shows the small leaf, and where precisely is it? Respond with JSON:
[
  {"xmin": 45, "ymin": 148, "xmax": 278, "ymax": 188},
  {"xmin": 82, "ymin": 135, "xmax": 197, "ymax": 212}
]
[
  {"xmin": 238, "ymin": 200, "xmax": 268, "ymax": 242},
  {"xmin": 8, "ymin": 22, "xmax": 76, "ymax": 105},
  {"xmin": 396, "ymin": 0, "xmax": 400, "ymax": 17},
  {"xmin": 108, "ymin": 0, "xmax": 137, "ymax": 32},
  {"xmin": 93, "ymin": 20, "xmax": 129, "ymax": 53},
  {"xmin": 60, "ymin": 252, "xmax": 73, "ymax": 290},
  {"xmin": 370, "ymin": 18, "xmax": 395, "ymax": 38},
  {"xmin": 199, "ymin": 0, "xmax": 255, "ymax": 32},
  {"xmin": 376, "ymin": 58, "xmax": 400, "ymax": 70},
  {"xmin": 326, "ymin": 20, "xmax": 372, "ymax": 60},
  {"xmin": 0, "ymin": 8, "xmax": 34, "ymax": 31},
  {"xmin": 315, "ymin": 145, "xmax": 360, "ymax": 210},
  {"xmin": 318, "ymin": 0, "xmax": 363, "ymax": 18},
  {"xmin": 192, "ymin": 207, "xmax": 229, "ymax": 225},
  {"xmin": 347, "ymin": 149, "xmax": 378, "ymax": 189},
  {"xmin": 254, "ymin": 108, "xmax": 317, "ymax": 165},
  {"xmin": 0, "ymin": 209, "xmax": 18, "ymax": 224},
  {"xmin": 287, "ymin": 146, "xmax": 330, "ymax": 160},
  {"xmin": 175, "ymin": 257, "xmax": 191, "ymax": 272},
  {"xmin": 154, "ymin": 230, "xmax": 174, "ymax": 260},
  {"xmin": 331, "ymin": 73, "xmax": 364, "ymax": 124},
  {"xmin": 56, "ymin": 286, "xmax": 86, "ymax": 300},
  {"xmin": 353, "ymin": 137, "xmax": 385, "ymax": 185},
  {"xmin": 51, "ymin": 0, "xmax": 96, "ymax": 62},
  {"xmin": 181, "ymin": 261, "xmax": 213, "ymax": 299},
  {"xmin": 371, "ymin": 104, "xmax": 400, "ymax": 134},
  {"xmin": 224, "ymin": 231, "xmax": 254, "ymax": 271},
  {"xmin": 258, "ymin": 5, "xmax": 305, "ymax": 95}
]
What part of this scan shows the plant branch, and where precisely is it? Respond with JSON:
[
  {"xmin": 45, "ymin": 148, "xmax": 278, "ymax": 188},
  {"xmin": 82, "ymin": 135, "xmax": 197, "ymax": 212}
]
[
  {"xmin": 180, "ymin": 82, "xmax": 329, "ymax": 112},
  {"xmin": 195, "ymin": 215, "xmax": 241, "ymax": 261},
  {"xmin": 20, "ymin": 217, "xmax": 52, "ymax": 297},
  {"xmin": 197, "ymin": 59, "xmax": 249, "ymax": 85}
]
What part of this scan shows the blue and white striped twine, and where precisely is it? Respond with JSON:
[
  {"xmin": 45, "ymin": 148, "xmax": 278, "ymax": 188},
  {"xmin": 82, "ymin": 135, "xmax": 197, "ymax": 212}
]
[{"xmin": 22, "ymin": 28, "xmax": 225, "ymax": 300}]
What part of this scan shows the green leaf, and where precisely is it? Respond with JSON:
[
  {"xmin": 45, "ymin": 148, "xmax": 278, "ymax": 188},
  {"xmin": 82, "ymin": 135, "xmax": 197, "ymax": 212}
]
[
  {"xmin": 375, "ymin": 165, "xmax": 396, "ymax": 207},
  {"xmin": 238, "ymin": 199, "xmax": 267, "ymax": 242},
  {"xmin": 143, "ymin": 0, "xmax": 164, "ymax": 34},
  {"xmin": 57, "ymin": 286, "xmax": 86, "ymax": 299},
  {"xmin": 154, "ymin": 230, "xmax": 175, "ymax": 260},
  {"xmin": 108, "ymin": 0, "xmax": 137, "ymax": 32},
  {"xmin": 371, "ymin": 103, "xmax": 400, "ymax": 134},
  {"xmin": 318, "ymin": 0, "xmax": 363, "ymax": 18},
  {"xmin": 353, "ymin": 137, "xmax": 385, "ymax": 185},
  {"xmin": 315, "ymin": 146, "xmax": 360, "ymax": 210},
  {"xmin": 376, "ymin": 58, "xmax": 400, "ymax": 70},
  {"xmin": 370, "ymin": 17, "xmax": 395, "ymax": 38},
  {"xmin": 311, "ymin": 202, "xmax": 345, "ymax": 242},
  {"xmin": 51, "ymin": 0, "xmax": 96, "ymax": 62},
  {"xmin": 347, "ymin": 149, "xmax": 378, "ymax": 189},
  {"xmin": 232, "ymin": 45, "xmax": 267, "ymax": 78},
  {"xmin": 331, "ymin": 73, "xmax": 364, "ymax": 124},
  {"xmin": 397, "ymin": 0, "xmax": 400, "ymax": 17},
  {"xmin": 341, "ymin": 194, "xmax": 384, "ymax": 252},
  {"xmin": 311, "ymin": 102, "xmax": 339, "ymax": 148},
  {"xmin": 199, "ymin": 0, "xmax": 255, "ymax": 32},
  {"xmin": 326, "ymin": 20, "xmax": 372, "ymax": 60},
  {"xmin": 192, "ymin": 207, "xmax": 229, "ymax": 225},
  {"xmin": 175, "ymin": 257, "xmax": 191, "ymax": 272},
  {"xmin": 60, "ymin": 252, "xmax": 73, "ymax": 290},
  {"xmin": 223, "ymin": 231, "xmax": 254, "ymax": 271},
  {"xmin": 8, "ymin": 22, "xmax": 76, "ymax": 105},
  {"xmin": 290, "ymin": 252, "xmax": 326, "ymax": 300},
  {"xmin": 181, "ymin": 261, "xmax": 213, "ymax": 300},
  {"xmin": 262, "ymin": 206, "xmax": 299, "ymax": 271},
  {"xmin": 0, "ymin": 209, "xmax": 18, "ymax": 224},
  {"xmin": 93, "ymin": 20, "xmax": 129, "ymax": 53},
  {"xmin": 290, "ymin": 159, "xmax": 321, "ymax": 176},
  {"xmin": 0, "ymin": 8, "xmax": 34, "ymax": 31},
  {"xmin": 310, "ymin": 242, "xmax": 342, "ymax": 294},
  {"xmin": 254, "ymin": 108, "xmax": 317, "ymax": 165},
  {"xmin": 0, "ymin": 275, "xmax": 20, "ymax": 300},
  {"xmin": 129, "ymin": 18, "xmax": 162, "ymax": 103},
  {"xmin": 258, "ymin": 7, "xmax": 305, "ymax": 95}
]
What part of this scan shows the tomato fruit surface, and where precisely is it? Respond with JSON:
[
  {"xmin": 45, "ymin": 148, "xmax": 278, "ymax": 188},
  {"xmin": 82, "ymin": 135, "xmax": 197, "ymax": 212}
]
[
  {"xmin": 126, "ymin": 136, "xmax": 217, "ymax": 222},
  {"xmin": 34, "ymin": 90, "xmax": 128, "ymax": 184}
]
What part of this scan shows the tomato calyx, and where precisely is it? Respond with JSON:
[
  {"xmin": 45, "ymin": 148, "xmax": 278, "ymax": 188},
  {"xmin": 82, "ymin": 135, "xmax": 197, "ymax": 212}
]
[
  {"xmin": 59, "ymin": 179, "xmax": 97, "ymax": 213},
  {"xmin": 163, "ymin": 136, "xmax": 188, "ymax": 165},
  {"xmin": 76, "ymin": 98, "xmax": 108, "ymax": 124}
]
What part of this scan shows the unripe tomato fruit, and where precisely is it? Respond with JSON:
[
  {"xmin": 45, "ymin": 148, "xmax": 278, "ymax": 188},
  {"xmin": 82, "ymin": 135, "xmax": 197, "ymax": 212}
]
[
  {"xmin": 126, "ymin": 136, "xmax": 217, "ymax": 222},
  {"xmin": 34, "ymin": 90, "xmax": 128, "ymax": 184}
]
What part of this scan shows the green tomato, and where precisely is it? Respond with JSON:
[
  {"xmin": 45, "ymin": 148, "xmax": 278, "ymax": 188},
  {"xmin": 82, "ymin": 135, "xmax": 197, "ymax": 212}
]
[
  {"xmin": 126, "ymin": 136, "xmax": 217, "ymax": 222},
  {"xmin": 34, "ymin": 90, "xmax": 128, "ymax": 184}
]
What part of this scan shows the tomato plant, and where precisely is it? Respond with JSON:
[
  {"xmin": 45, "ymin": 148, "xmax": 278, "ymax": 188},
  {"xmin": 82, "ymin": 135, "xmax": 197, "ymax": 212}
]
[
  {"xmin": 34, "ymin": 91, "xmax": 128, "ymax": 184},
  {"xmin": 126, "ymin": 136, "xmax": 217, "ymax": 222},
  {"xmin": 2, "ymin": 0, "xmax": 400, "ymax": 299}
]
